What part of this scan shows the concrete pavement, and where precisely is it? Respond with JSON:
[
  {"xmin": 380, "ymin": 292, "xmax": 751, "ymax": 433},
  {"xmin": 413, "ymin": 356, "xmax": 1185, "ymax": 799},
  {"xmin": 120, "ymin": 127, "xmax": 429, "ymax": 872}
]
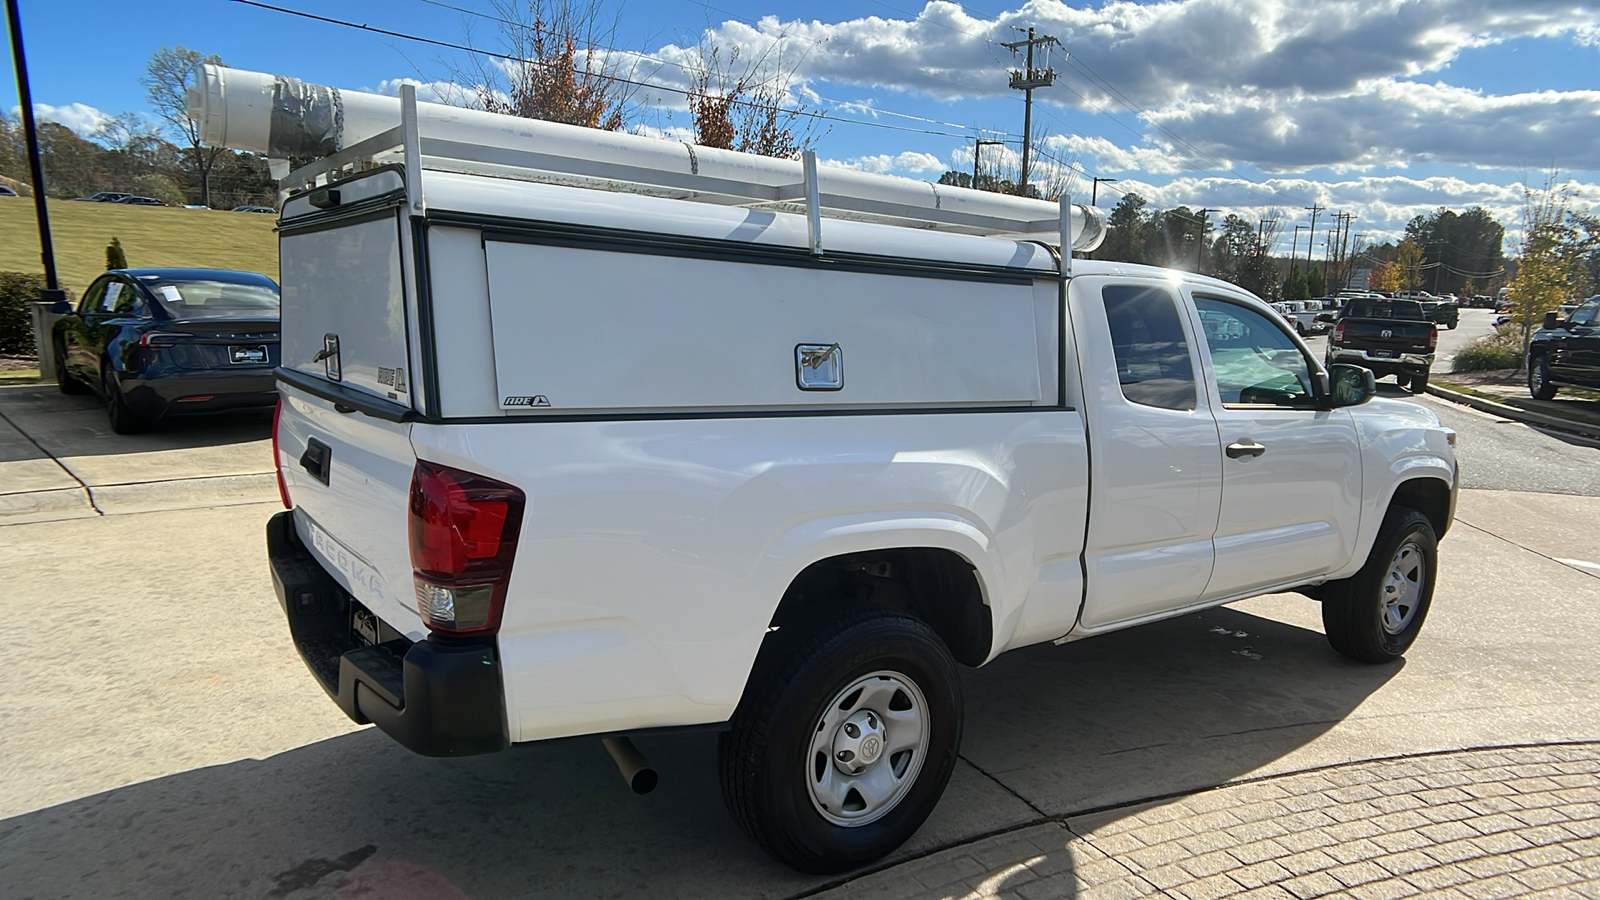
[
  {"xmin": 0, "ymin": 383, "xmax": 276, "ymax": 523},
  {"xmin": 1, "ymin": 366, "xmax": 1598, "ymax": 899}
]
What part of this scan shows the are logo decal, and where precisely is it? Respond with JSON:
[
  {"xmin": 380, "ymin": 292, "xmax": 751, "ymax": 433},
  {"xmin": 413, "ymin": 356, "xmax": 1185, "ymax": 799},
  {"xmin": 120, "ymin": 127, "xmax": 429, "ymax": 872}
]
[{"xmin": 504, "ymin": 395, "xmax": 552, "ymax": 407}]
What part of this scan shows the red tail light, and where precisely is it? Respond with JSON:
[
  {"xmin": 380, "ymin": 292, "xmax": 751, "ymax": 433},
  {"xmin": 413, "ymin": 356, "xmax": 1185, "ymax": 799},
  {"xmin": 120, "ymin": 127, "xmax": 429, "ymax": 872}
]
[
  {"xmin": 271, "ymin": 397, "xmax": 291, "ymax": 509},
  {"xmin": 138, "ymin": 331, "xmax": 188, "ymax": 347},
  {"xmin": 1428, "ymin": 326, "xmax": 1439, "ymax": 349},
  {"xmin": 1332, "ymin": 321, "xmax": 1345, "ymax": 345},
  {"xmin": 408, "ymin": 461, "xmax": 526, "ymax": 635}
]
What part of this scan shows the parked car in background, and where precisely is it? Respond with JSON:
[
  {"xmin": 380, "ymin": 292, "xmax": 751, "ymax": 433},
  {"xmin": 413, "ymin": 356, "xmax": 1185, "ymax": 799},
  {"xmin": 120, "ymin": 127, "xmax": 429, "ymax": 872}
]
[
  {"xmin": 232, "ymin": 205, "xmax": 277, "ymax": 213},
  {"xmin": 1271, "ymin": 300, "xmax": 1330, "ymax": 335},
  {"xmin": 116, "ymin": 195, "xmax": 167, "ymax": 206},
  {"xmin": 76, "ymin": 191, "xmax": 133, "ymax": 202},
  {"xmin": 51, "ymin": 268, "xmax": 281, "ymax": 433},
  {"xmin": 0, "ymin": 184, "xmax": 18, "ymax": 197},
  {"xmin": 1528, "ymin": 297, "xmax": 1600, "ymax": 400}
]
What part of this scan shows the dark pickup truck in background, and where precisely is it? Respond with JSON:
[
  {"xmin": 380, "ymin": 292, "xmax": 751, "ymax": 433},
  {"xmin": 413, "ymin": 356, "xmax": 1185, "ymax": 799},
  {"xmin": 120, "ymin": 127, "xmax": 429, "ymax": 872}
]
[
  {"xmin": 1528, "ymin": 297, "xmax": 1600, "ymax": 400},
  {"xmin": 1419, "ymin": 300, "xmax": 1459, "ymax": 330},
  {"xmin": 1327, "ymin": 299, "xmax": 1439, "ymax": 393}
]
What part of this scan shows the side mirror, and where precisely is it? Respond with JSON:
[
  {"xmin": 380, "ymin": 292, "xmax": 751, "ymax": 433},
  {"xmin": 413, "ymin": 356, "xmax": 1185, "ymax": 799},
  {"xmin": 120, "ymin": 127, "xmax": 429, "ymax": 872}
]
[
  {"xmin": 1328, "ymin": 363, "xmax": 1377, "ymax": 408},
  {"xmin": 1543, "ymin": 311, "xmax": 1560, "ymax": 330}
]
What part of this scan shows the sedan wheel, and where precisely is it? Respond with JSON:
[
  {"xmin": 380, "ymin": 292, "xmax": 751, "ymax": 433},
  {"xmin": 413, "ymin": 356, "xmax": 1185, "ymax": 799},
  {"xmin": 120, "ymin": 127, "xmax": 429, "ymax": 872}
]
[{"xmin": 104, "ymin": 370, "xmax": 149, "ymax": 434}]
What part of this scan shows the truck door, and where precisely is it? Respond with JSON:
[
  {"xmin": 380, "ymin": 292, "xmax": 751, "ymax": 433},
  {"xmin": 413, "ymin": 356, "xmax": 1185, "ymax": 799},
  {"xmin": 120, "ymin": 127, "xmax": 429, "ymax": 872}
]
[
  {"xmin": 1069, "ymin": 277, "xmax": 1222, "ymax": 629},
  {"xmin": 1557, "ymin": 300, "xmax": 1600, "ymax": 382},
  {"xmin": 1185, "ymin": 293, "xmax": 1363, "ymax": 600}
]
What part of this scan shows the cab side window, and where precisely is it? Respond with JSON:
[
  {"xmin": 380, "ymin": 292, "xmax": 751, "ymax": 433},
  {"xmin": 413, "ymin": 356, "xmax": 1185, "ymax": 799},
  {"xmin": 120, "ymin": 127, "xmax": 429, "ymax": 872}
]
[
  {"xmin": 1195, "ymin": 297, "xmax": 1317, "ymax": 408},
  {"xmin": 1102, "ymin": 284, "xmax": 1196, "ymax": 411}
]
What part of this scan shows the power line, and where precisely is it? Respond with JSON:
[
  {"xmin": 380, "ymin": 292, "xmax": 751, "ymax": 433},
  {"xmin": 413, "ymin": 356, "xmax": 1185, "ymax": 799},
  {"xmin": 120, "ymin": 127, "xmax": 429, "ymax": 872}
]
[{"xmin": 226, "ymin": 0, "xmax": 994, "ymax": 142}]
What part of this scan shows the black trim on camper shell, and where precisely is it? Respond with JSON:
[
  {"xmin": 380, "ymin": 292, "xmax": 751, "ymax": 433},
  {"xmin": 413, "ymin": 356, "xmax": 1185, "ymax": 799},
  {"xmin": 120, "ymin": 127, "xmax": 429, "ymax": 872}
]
[
  {"xmin": 432, "ymin": 210, "xmax": 1052, "ymax": 286},
  {"xmin": 276, "ymin": 367, "xmax": 417, "ymax": 422}
]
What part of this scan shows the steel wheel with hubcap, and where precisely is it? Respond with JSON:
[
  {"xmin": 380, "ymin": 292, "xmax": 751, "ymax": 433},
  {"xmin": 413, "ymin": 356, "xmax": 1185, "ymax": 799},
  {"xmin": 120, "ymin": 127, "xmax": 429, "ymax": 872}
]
[
  {"xmin": 720, "ymin": 608, "xmax": 962, "ymax": 873},
  {"xmin": 1322, "ymin": 506, "xmax": 1437, "ymax": 663}
]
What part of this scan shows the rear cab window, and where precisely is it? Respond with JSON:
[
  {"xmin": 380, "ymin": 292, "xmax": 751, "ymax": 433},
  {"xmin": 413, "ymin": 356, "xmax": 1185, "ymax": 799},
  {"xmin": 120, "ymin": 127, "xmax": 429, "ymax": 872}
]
[{"xmin": 1101, "ymin": 284, "xmax": 1197, "ymax": 411}]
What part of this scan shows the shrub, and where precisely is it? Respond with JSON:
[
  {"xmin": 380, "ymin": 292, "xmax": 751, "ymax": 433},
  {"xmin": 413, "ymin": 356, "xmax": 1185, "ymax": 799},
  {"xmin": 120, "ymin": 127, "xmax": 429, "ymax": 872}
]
[
  {"xmin": 106, "ymin": 237, "xmax": 129, "ymax": 270},
  {"xmin": 1451, "ymin": 326, "xmax": 1523, "ymax": 372},
  {"xmin": 130, "ymin": 173, "xmax": 186, "ymax": 207},
  {"xmin": 0, "ymin": 271, "xmax": 49, "ymax": 354}
]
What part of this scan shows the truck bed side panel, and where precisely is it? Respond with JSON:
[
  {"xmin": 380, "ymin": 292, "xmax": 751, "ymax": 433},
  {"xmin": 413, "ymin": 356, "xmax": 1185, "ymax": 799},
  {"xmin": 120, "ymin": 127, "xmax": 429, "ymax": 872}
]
[{"xmin": 410, "ymin": 412, "xmax": 1089, "ymax": 741}]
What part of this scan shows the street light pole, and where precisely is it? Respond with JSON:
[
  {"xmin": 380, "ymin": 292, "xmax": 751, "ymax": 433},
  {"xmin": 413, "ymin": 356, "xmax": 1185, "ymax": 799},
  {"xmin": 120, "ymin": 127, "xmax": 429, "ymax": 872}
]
[
  {"xmin": 4, "ymin": 0, "xmax": 65, "ymax": 305},
  {"xmin": 1091, "ymin": 176, "xmax": 1118, "ymax": 206},
  {"xmin": 1196, "ymin": 208, "xmax": 1219, "ymax": 272}
]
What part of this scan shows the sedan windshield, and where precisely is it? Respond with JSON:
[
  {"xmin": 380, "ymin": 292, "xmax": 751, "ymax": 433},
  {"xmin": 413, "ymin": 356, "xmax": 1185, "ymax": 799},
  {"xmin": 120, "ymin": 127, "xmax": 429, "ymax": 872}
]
[{"xmin": 144, "ymin": 279, "xmax": 280, "ymax": 319}]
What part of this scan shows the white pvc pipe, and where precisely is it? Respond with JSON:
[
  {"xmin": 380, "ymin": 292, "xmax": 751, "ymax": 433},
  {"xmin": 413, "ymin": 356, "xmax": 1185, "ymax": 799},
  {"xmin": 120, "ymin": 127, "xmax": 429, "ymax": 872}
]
[{"xmin": 187, "ymin": 65, "xmax": 1108, "ymax": 251}]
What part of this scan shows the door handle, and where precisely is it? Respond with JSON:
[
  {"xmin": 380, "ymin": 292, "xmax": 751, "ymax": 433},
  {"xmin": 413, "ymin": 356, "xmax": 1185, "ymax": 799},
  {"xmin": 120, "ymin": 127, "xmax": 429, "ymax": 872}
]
[{"xmin": 1226, "ymin": 439, "xmax": 1267, "ymax": 459}]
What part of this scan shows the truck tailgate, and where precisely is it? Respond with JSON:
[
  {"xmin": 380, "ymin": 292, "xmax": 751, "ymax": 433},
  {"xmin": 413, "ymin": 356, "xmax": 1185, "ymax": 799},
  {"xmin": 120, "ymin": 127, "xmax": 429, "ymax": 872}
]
[{"xmin": 278, "ymin": 388, "xmax": 421, "ymax": 637}]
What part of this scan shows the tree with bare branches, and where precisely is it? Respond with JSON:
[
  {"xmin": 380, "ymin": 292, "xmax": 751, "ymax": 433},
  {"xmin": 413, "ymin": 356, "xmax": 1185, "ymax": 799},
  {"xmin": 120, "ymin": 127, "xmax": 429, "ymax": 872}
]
[
  {"xmin": 457, "ymin": 0, "xmax": 635, "ymax": 131},
  {"xmin": 142, "ymin": 46, "xmax": 224, "ymax": 206},
  {"xmin": 685, "ymin": 38, "xmax": 820, "ymax": 158}
]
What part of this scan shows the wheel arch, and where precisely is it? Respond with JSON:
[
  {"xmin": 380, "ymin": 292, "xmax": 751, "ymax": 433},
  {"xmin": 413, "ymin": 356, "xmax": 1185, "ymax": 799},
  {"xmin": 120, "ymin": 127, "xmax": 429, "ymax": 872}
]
[{"xmin": 1386, "ymin": 474, "xmax": 1454, "ymax": 539}]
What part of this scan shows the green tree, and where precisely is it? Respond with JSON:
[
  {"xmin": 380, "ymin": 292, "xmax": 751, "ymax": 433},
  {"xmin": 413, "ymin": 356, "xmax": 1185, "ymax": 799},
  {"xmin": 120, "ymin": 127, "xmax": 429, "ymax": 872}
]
[
  {"xmin": 1507, "ymin": 175, "xmax": 1587, "ymax": 369},
  {"xmin": 1095, "ymin": 192, "xmax": 1151, "ymax": 265},
  {"xmin": 1283, "ymin": 261, "xmax": 1308, "ymax": 300},
  {"xmin": 1393, "ymin": 240, "xmax": 1426, "ymax": 291},
  {"xmin": 105, "ymin": 238, "xmax": 129, "ymax": 270},
  {"xmin": 1306, "ymin": 264, "xmax": 1327, "ymax": 298},
  {"xmin": 143, "ymin": 46, "xmax": 225, "ymax": 206}
]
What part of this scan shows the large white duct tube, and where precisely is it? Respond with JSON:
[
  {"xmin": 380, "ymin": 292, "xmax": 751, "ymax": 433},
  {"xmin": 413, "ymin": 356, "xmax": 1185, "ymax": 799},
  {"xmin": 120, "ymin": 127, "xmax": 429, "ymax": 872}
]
[{"xmin": 187, "ymin": 65, "xmax": 1107, "ymax": 252}]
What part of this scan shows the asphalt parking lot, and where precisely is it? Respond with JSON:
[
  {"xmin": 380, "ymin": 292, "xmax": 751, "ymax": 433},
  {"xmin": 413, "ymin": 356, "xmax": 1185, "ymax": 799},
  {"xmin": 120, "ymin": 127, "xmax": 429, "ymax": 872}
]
[{"xmin": 1, "ymin": 379, "xmax": 1597, "ymax": 899}]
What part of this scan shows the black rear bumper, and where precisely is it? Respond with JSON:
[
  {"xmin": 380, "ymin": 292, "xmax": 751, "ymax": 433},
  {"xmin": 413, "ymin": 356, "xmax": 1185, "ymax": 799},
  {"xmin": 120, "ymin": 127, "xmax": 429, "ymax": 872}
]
[{"xmin": 266, "ymin": 511, "xmax": 508, "ymax": 757}]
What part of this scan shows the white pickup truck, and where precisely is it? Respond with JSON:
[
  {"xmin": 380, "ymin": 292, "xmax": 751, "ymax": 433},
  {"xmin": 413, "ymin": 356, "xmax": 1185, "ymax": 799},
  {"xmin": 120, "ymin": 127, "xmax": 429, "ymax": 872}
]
[{"xmin": 196, "ymin": 69, "xmax": 1459, "ymax": 873}]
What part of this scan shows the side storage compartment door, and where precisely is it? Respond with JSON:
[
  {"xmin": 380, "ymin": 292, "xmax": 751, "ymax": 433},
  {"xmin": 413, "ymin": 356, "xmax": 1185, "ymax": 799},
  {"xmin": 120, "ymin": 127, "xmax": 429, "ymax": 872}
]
[
  {"xmin": 1069, "ymin": 277, "xmax": 1222, "ymax": 629},
  {"xmin": 1185, "ymin": 292, "xmax": 1363, "ymax": 600}
]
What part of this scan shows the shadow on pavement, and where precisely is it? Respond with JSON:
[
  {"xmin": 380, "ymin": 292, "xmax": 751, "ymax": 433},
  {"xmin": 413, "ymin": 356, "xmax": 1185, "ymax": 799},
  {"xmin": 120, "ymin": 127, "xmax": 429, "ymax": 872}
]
[
  {"xmin": 0, "ymin": 384, "xmax": 270, "ymax": 463},
  {"xmin": 0, "ymin": 606, "xmax": 1396, "ymax": 900}
]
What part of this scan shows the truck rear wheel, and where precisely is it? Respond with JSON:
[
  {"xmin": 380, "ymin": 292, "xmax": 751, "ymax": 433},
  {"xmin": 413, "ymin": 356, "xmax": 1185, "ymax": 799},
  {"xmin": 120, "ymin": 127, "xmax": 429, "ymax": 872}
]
[
  {"xmin": 1410, "ymin": 371, "xmax": 1429, "ymax": 394},
  {"xmin": 1322, "ymin": 507, "xmax": 1437, "ymax": 663},
  {"xmin": 719, "ymin": 608, "xmax": 962, "ymax": 873}
]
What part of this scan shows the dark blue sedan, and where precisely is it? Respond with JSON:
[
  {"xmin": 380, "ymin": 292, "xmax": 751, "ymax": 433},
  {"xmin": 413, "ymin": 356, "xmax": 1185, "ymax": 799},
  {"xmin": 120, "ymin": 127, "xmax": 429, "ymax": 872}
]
[{"xmin": 52, "ymin": 268, "xmax": 281, "ymax": 433}]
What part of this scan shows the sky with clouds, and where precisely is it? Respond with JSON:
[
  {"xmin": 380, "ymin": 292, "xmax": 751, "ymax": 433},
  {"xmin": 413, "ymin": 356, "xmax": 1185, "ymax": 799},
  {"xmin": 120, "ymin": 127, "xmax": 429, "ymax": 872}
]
[{"xmin": 5, "ymin": 0, "xmax": 1597, "ymax": 254}]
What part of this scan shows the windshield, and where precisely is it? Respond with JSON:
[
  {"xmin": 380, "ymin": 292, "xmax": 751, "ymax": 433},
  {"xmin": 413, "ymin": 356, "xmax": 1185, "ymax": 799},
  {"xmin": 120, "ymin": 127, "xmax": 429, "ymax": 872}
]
[{"xmin": 143, "ymin": 278, "xmax": 280, "ymax": 319}]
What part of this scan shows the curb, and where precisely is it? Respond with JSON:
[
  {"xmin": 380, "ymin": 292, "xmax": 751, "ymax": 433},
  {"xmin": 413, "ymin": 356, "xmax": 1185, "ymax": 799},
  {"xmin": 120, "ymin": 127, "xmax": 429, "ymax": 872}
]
[{"xmin": 1425, "ymin": 382, "xmax": 1600, "ymax": 440}]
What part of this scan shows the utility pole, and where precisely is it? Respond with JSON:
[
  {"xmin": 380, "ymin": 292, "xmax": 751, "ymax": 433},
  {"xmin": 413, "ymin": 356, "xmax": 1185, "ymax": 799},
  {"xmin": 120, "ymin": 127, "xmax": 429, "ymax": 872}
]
[
  {"xmin": 1303, "ymin": 203, "xmax": 1324, "ymax": 273},
  {"xmin": 1001, "ymin": 28, "xmax": 1059, "ymax": 194},
  {"xmin": 1292, "ymin": 225, "xmax": 1306, "ymax": 266},
  {"xmin": 972, "ymin": 138, "xmax": 1005, "ymax": 191},
  {"xmin": 1091, "ymin": 176, "xmax": 1118, "ymax": 206},
  {"xmin": 5, "ymin": 0, "xmax": 65, "ymax": 307},
  {"xmin": 1195, "ymin": 208, "xmax": 1219, "ymax": 273}
]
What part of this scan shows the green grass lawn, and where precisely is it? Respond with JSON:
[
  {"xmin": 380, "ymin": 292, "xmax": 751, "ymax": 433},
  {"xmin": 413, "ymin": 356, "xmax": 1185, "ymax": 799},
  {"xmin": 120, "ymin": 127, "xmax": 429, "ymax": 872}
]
[{"xmin": 0, "ymin": 198, "xmax": 278, "ymax": 299}]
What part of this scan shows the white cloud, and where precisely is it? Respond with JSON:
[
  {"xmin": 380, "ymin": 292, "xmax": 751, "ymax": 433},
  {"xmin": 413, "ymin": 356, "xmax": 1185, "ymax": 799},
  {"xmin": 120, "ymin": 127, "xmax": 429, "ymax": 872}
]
[
  {"xmin": 373, "ymin": 78, "xmax": 479, "ymax": 106},
  {"xmin": 14, "ymin": 102, "xmax": 111, "ymax": 136},
  {"xmin": 681, "ymin": 1, "xmax": 1600, "ymax": 174},
  {"xmin": 824, "ymin": 151, "xmax": 947, "ymax": 173}
]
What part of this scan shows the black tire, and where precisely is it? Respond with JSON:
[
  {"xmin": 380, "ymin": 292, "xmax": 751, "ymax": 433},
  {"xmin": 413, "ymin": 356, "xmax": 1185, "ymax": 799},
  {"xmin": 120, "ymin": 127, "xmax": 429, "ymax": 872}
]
[
  {"xmin": 103, "ymin": 368, "xmax": 149, "ymax": 434},
  {"xmin": 1322, "ymin": 507, "xmax": 1437, "ymax": 663},
  {"xmin": 55, "ymin": 340, "xmax": 87, "ymax": 394},
  {"xmin": 1410, "ymin": 371, "xmax": 1429, "ymax": 394},
  {"xmin": 1528, "ymin": 356, "xmax": 1558, "ymax": 401},
  {"xmin": 719, "ymin": 607, "xmax": 963, "ymax": 874}
]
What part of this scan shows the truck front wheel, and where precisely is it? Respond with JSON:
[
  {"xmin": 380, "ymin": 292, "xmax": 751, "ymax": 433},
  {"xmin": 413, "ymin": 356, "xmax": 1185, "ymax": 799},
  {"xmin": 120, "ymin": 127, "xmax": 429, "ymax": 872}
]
[
  {"xmin": 1321, "ymin": 507, "xmax": 1437, "ymax": 663},
  {"xmin": 1529, "ymin": 356, "xmax": 1558, "ymax": 401},
  {"xmin": 719, "ymin": 608, "xmax": 963, "ymax": 873}
]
